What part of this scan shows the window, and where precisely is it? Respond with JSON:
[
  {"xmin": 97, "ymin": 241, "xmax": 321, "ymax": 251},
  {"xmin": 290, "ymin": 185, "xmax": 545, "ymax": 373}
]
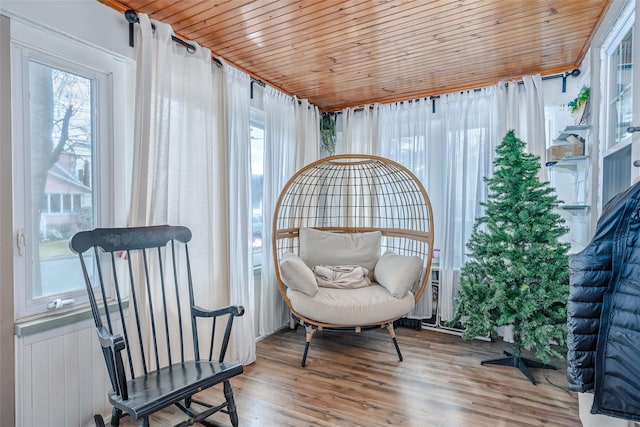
[
  {"xmin": 249, "ymin": 106, "xmax": 264, "ymax": 336},
  {"xmin": 601, "ymin": 3, "xmax": 635, "ymax": 207},
  {"xmin": 250, "ymin": 108, "xmax": 265, "ymax": 269},
  {"xmin": 43, "ymin": 192, "xmax": 85, "ymax": 214},
  {"xmin": 11, "ymin": 22, "xmax": 126, "ymax": 318}
]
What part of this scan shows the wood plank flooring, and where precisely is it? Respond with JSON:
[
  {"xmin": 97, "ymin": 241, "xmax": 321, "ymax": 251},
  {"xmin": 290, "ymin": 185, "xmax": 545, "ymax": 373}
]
[{"xmin": 116, "ymin": 326, "xmax": 580, "ymax": 426}]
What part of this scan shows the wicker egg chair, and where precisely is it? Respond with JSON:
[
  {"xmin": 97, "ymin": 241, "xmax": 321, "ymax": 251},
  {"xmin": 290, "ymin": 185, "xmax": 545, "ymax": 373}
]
[{"xmin": 273, "ymin": 154, "xmax": 434, "ymax": 366}]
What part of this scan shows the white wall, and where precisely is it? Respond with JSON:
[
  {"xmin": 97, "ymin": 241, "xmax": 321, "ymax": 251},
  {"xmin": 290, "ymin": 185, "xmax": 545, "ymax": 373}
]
[
  {"xmin": 543, "ymin": 68, "xmax": 588, "ymax": 147},
  {"xmin": 0, "ymin": 1, "xmax": 134, "ymax": 425},
  {"xmin": 0, "ymin": 1, "xmax": 133, "ymax": 60},
  {"xmin": 0, "ymin": 13, "xmax": 15, "ymax": 427},
  {"xmin": 16, "ymin": 319, "xmax": 115, "ymax": 427}
]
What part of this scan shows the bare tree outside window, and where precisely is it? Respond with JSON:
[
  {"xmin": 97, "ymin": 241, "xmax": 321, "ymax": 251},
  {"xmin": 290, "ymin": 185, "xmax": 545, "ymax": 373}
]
[{"xmin": 28, "ymin": 61, "xmax": 94, "ymax": 298}]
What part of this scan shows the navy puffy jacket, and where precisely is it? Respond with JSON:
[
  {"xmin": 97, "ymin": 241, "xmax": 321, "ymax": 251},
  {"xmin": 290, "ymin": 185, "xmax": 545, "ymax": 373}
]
[{"xmin": 567, "ymin": 181, "xmax": 640, "ymax": 420}]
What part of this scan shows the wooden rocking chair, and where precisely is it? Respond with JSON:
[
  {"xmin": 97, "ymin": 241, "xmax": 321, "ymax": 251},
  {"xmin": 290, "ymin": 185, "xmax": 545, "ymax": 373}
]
[{"xmin": 70, "ymin": 225, "xmax": 244, "ymax": 427}]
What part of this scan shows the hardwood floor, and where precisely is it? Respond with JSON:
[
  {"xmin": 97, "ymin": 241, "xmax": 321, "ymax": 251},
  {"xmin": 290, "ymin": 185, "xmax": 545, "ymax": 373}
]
[{"xmin": 117, "ymin": 326, "xmax": 580, "ymax": 426}]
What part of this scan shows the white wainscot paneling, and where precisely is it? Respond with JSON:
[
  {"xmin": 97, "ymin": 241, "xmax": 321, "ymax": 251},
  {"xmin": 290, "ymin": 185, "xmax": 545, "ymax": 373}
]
[{"xmin": 16, "ymin": 316, "xmax": 119, "ymax": 427}]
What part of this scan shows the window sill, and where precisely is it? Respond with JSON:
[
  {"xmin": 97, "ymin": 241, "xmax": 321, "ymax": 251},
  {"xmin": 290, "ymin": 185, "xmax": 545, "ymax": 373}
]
[{"xmin": 14, "ymin": 300, "xmax": 127, "ymax": 337}]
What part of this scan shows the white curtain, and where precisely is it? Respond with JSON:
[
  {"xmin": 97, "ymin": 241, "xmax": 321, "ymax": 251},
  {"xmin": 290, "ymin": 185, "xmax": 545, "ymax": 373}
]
[
  {"xmin": 260, "ymin": 91, "xmax": 321, "ymax": 336},
  {"xmin": 438, "ymin": 77, "xmax": 546, "ymax": 321},
  {"xmin": 222, "ymin": 61, "xmax": 256, "ymax": 364},
  {"xmin": 338, "ymin": 79, "xmax": 546, "ymax": 325},
  {"xmin": 260, "ymin": 87, "xmax": 296, "ymax": 336},
  {"xmin": 295, "ymin": 98, "xmax": 321, "ymax": 165},
  {"xmin": 377, "ymin": 100, "xmax": 441, "ymax": 317},
  {"xmin": 128, "ymin": 15, "xmax": 229, "ymax": 363},
  {"xmin": 438, "ymin": 87, "xmax": 500, "ymax": 321},
  {"xmin": 337, "ymin": 105, "xmax": 380, "ymax": 154},
  {"xmin": 498, "ymin": 74, "xmax": 547, "ymax": 180},
  {"xmin": 378, "ymin": 100, "xmax": 431, "ymax": 164}
]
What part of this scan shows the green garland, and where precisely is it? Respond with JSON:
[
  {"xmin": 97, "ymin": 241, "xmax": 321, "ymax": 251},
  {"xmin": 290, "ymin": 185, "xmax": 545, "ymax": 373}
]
[{"xmin": 568, "ymin": 86, "xmax": 590, "ymax": 114}]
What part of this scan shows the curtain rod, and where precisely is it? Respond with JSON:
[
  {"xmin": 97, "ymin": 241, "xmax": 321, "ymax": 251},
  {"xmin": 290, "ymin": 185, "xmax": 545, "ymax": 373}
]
[
  {"xmin": 124, "ymin": 10, "xmax": 223, "ymax": 68},
  {"xmin": 335, "ymin": 68, "xmax": 582, "ymax": 115},
  {"xmin": 124, "ymin": 10, "xmax": 300, "ymax": 105}
]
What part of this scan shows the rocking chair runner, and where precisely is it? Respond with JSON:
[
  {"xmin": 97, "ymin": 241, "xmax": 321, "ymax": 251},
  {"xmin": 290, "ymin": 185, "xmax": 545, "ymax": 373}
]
[
  {"xmin": 70, "ymin": 225, "xmax": 245, "ymax": 427},
  {"xmin": 273, "ymin": 154, "xmax": 435, "ymax": 366}
]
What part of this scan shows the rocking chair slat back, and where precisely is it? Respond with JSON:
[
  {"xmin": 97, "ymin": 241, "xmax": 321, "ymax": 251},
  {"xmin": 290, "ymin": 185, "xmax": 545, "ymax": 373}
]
[{"xmin": 73, "ymin": 226, "xmax": 194, "ymax": 379}]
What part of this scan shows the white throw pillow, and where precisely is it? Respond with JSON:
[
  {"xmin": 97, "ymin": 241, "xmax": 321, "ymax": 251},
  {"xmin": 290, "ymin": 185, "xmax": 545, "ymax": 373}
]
[
  {"xmin": 279, "ymin": 252, "xmax": 318, "ymax": 296},
  {"xmin": 374, "ymin": 251, "xmax": 423, "ymax": 298},
  {"xmin": 299, "ymin": 228, "xmax": 381, "ymax": 271}
]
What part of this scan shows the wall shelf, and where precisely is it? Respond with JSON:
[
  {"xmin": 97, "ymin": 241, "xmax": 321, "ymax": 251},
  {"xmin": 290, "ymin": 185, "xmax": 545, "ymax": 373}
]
[
  {"xmin": 546, "ymin": 155, "xmax": 589, "ymax": 167},
  {"xmin": 546, "ymin": 125, "xmax": 591, "ymax": 254},
  {"xmin": 560, "ymin": 204, "xmax": 589, "ymax": 210}
]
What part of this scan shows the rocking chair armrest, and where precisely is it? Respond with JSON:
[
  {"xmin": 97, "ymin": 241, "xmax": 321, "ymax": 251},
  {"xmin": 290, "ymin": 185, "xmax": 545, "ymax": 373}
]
[
  {"xmin": 191, "ymin": 305, "xmax": 245, "ymax": 319},
  {"xmin": 96, "ymin": 326, "xmax": 125, "ymax": 352},
  {"xmin": 96, "ymin": 326, "xmax": 129, "ymax": 400},
  {"xmin": 191, "ymin": 305, "xmax": 245, "ymax": 363}
]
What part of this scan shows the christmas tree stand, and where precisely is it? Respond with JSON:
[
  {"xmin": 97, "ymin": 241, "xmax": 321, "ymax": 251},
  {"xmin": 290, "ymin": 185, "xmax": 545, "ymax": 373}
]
[{"xmin": 481, "ymin": 350, "xmax": 556, "ymax": 385}]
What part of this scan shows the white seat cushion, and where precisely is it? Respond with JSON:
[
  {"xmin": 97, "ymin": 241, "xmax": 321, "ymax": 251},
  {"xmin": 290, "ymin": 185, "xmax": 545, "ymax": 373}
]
[{"xmin": 286, "ymin": 284, "xmax": 414, "ymax": 326}]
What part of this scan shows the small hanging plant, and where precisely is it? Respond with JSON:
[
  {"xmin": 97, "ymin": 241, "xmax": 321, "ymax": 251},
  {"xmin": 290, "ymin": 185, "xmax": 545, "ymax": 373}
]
[
  {"xmin": 568, "ymin": 86, "xmax": 590, "ymax": 114},
  {"xmin": 320, "ymin": 113, "xmax": 336, "ymax": 155}
]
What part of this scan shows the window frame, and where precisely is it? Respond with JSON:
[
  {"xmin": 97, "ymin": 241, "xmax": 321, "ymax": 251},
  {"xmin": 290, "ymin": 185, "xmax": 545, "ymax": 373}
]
[
  {"xmin": 602, "ymin": 9, "xmax": 634, "ymax": 153},
  {"xmin": 598, "ymin": 1, "xmax": 635, "ymax": 211},
  {"xmin": 11, "ymin": 21, "xmax": 120, "ymax": 319}
]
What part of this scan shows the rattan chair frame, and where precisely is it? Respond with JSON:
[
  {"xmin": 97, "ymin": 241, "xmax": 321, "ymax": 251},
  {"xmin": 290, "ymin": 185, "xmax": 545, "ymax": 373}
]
[{"xmin": 272, "ymin": 154, "xmax": 434, "ymax": 366}]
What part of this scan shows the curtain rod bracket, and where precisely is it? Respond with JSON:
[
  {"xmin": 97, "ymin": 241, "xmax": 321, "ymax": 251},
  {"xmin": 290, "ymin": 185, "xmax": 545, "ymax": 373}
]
[
  {"xmin": 561, "ymin": 68, "xmax": 581, "ymax": 93},
  {"xmin": 125, "ymin": 9, "xmax": 138, "ymax": 48}
]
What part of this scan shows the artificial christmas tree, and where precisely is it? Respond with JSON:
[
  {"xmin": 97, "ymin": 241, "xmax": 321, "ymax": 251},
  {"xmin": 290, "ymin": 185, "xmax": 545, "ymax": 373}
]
[{"xmin": 452, "ymin": 130, "xmax": 570, "ymax": 384}]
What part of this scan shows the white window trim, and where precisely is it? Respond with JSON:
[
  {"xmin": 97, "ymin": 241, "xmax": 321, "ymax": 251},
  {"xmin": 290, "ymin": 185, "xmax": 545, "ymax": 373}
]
[
  {"xmin": 600, "ymin": 1, "xmax": 635, "ymax": 153},
  {"xmin": 11, "ymin": 20, "xmax": 131, "ymax": 320}
]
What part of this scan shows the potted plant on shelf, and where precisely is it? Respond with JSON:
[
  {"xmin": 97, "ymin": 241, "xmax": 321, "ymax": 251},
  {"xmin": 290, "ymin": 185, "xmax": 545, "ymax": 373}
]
[
  {"xmin": 568, "ymin": 86, "xmax": 590, "ymax": 125},
  {"xmin": 320, "ymin": 113, "xmax": 336, "ymax": 155}
]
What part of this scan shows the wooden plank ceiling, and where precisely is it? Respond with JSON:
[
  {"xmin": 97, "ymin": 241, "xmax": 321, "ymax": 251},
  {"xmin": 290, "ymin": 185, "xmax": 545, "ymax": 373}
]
[{"xmin": 99, "ymin": 0, "xmax": 612, "ymax": 112}]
